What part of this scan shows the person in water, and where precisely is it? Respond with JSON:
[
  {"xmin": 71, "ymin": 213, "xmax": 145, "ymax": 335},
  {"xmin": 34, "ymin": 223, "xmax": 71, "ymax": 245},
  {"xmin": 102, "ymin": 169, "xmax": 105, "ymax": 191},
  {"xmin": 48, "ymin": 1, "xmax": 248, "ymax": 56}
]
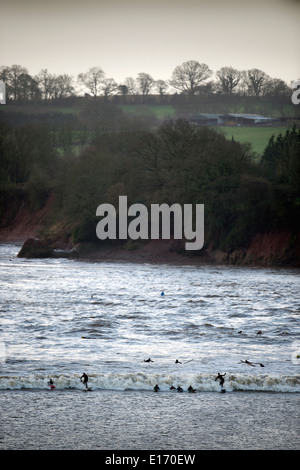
[
  {"xmin": 175, "ymin": 359, "xmax": 181, "ymax": 364},
  {"xmin": 188, "ymin": 385, "xmax": 196, "ymax": 393},
  {"xmin": 177, "ymin": 386, "xmax": 183, "ymax": 392},
  {"xmin": 154, "ymin": 384, "xmax": 160, "ymax": 392},
  {"xmin": 239, "ymin": 360, "xmax": 264, "ymax": 367},
  {"xmin": 48, "ymin": 378, "xmax": 55, "ymax": 389},
  {"xmin": 239, "ymin": 360, "xmax": 255, "ymax": 367},
  {"xmin": 215, "ymin": 373, "xmax": 226, "ymax": 388},
  {"xmin": 144, "ymin": 358, "xmax": 153, "ymax": 363},
  {"xmin": 80, "ymin": 373, "xmax": 88, "ymax": 388}
]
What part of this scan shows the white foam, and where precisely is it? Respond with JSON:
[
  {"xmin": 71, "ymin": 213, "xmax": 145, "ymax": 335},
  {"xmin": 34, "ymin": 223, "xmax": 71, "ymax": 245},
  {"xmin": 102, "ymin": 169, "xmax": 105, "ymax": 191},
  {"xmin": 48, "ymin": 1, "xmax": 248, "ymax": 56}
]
[{"xmin": 0, "ymin": 372, "xmax": 299, "ymax": 393}]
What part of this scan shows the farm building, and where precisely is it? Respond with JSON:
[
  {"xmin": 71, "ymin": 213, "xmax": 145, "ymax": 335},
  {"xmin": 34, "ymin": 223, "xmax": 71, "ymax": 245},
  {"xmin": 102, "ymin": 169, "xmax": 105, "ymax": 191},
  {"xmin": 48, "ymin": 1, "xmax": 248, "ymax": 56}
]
[
  {"xmin": 188, "ymin": 112, "xmax": 277, "ymax": 127},
  {"xmin": 221, "ymin": 113, "xmax": 276, "ymax": 126},
  {"xmin": 188, "ymin": 113, "xmax": 224, "ymax": 126}
]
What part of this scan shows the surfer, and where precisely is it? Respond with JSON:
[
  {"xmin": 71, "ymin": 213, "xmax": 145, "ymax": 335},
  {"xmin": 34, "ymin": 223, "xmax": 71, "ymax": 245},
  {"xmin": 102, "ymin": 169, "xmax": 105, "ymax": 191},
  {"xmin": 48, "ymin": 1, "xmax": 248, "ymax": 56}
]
[
  {"xmin": 215, "ymin": 373, "xmax": 226, "ymax": 388},
  {"xmin": 144, "ymin": 358, "xmax": 153, "ymax": 363},
  {"xmin": 154, "ymin": 384, "xmax": 160, "ymax": 392},
  {"xmin": 175, "ymin": 359, "xmax": 181, "ymax": 364},
  {"xmin": 177, "ymin": 386, "xmax": 183, "ymax": 392},
  {"xmin": 80, "ymin": 373, "xmax": 89, "ymax": 389},
  {"xmin": 170, "ymin": 385, "xmax": 176, "ymax": 390},
  {"xmin": 239, "ymin": 360, "xmax": 256, "ymax": 367},
  {"xmin": 188, "ymin": 385, "xmax": 196, "ymax": 393},
  {"xmin": 48, "ymin": 378, "xmax": 55, "ymax": 389},
  {"xmin": 161, "ymin": 291, "xmax": 165, "ymax": 296}
]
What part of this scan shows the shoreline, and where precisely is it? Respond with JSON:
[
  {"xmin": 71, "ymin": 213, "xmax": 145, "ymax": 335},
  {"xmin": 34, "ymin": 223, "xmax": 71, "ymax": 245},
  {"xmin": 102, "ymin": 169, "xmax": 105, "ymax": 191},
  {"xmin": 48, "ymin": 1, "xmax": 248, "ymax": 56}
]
[
  {"xmin": 0, "ymin": 195, "xmax": 299, "ymax": 267},
  {"xmin": 1, "ymin": 234, "xmax": 300, "ymax": 268}
]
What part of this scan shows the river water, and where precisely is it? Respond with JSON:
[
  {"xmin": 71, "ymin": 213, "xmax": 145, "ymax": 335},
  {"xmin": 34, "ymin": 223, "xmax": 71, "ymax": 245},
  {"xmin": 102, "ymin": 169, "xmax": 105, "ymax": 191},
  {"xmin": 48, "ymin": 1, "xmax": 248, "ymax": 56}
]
[{"xmin": 0, "ymin": 243, "xmax": 299, "ymax": 450}]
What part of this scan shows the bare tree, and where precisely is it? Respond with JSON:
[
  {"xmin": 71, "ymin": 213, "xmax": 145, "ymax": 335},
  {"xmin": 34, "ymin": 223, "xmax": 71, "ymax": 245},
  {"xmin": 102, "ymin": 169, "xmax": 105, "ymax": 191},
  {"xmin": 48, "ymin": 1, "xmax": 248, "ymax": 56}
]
[
  {"xmin": 0, "ymin": 65, "xmax": 40, "ymax": 101},
  {"xmin": 155, "ymin": 79, "xmax": 169, "ymax": 96},
  {"xmin": 1, "ymin": 64, "xmax": 29, "ymax": 100},
  {"xmin": 124, "ymin": 77, "xmax": 138, "ymax": 95},
  {"xmin": 77, "ymin": 67, "xmax": 105, "ymax": 97},
  {"xmin": 264, "ymin": 78, "xmax": 290, "ymax": 97},
  {"xmin": 52, "ymin": 74, "xmax": 74, "ymax": 99},
  {"xmin": 18, "ymin": 73, "xmax": 40, "ymax": 100},
  {"xmin": 242, "ymin": 68, "xmax": 270, "ymax": 97},
  {"xmin": 169, "ymin": 60, "xmax": 212, "ymax": 96},
  {"xmin": 102, "ymin": 78, "xmax": 118, "ymax": 98},
  {"xmin": 136, "ymin": 73, "xmax": 154, "ymax": 97},
  {"xmin": 35, "ymin": 69, "xmax": 55, "ymax": 100},
  {"xmin": 216, "ymin": 66, "xmax": 241, "ymax": 95}
]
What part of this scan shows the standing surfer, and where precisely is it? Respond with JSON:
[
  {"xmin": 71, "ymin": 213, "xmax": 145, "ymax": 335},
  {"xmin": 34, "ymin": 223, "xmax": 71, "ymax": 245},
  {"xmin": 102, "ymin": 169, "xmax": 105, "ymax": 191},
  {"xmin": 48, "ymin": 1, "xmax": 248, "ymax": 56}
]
[
  {"xmin": 80, "ymin": 373, "xmax": 89, "ymax": 389},
  {"xmin": 215, "ymin": 372, "xmax": 226, "ymax": 388}
]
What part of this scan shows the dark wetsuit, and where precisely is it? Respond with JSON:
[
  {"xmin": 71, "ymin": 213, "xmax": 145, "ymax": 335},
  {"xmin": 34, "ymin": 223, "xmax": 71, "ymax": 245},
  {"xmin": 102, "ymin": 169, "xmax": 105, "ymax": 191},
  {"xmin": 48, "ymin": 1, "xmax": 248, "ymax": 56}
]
[
  {"xmin": 81, "ymin": 373, "xmax": 88, "ymax": 388},
  {"xmin": 215, "ymin": 373, "xmax": 226, "ymax": 387}
]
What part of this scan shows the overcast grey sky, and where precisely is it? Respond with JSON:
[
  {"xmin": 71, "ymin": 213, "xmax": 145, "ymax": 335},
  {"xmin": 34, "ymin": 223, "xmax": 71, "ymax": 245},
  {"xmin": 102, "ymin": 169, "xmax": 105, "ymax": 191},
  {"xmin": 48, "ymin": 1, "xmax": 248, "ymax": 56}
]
[{"xmin": 1, "ymin": 0, "xmax": 299, "ymax": 85}]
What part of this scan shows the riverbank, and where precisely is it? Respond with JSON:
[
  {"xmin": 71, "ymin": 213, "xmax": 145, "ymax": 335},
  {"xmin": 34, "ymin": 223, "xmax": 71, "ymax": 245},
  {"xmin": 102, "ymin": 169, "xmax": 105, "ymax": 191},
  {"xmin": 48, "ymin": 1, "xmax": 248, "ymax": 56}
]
[
  {"xmin": 0, "ymin": 200, "xmax": 299, "ymax": 267},
  {"xmin": 1, "ymin": 232, "xmax": 300, "ymax": 268}
]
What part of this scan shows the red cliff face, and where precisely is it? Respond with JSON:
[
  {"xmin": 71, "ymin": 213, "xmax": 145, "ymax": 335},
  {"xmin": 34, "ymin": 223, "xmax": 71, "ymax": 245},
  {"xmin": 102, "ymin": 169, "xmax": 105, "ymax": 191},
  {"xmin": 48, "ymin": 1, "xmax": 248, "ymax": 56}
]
[
  {"xmin": 0, "ymin": 200, "xmax": 299, "ymax": 267},
  {"xmin": 204, "ymin": 232, "xmax": 300, "ymax": 267}
]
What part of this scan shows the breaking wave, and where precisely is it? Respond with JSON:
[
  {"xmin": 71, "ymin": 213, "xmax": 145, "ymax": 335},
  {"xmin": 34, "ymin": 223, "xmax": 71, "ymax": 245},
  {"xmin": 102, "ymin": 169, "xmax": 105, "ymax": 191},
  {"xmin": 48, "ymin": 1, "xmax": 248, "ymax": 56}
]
[{"xmin": 1, "ymin": 372, "xmax": 299, "ymax": 393}]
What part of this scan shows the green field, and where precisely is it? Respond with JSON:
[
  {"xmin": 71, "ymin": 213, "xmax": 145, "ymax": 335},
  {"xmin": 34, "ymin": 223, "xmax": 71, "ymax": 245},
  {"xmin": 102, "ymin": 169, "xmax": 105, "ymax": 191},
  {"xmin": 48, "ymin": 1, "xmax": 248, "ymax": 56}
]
[
  {"xmin": 217, "ymin": 126, "xmax": 289, "ymax": 157},
  {"xmin": 119, "ymin": 105, "xmax": 289, "ymax": 156},
  {"xmin": 119, "ymin": 104, "xmax": 176, "ymax": 120}
]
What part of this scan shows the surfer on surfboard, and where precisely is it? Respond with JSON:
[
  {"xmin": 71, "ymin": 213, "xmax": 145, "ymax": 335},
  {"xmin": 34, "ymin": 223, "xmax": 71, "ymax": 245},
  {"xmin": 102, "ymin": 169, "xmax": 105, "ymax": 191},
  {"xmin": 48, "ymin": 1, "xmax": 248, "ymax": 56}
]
[
  {"xmin": 215, "ymin": 372, "xmax": 226, "ymax": 388},
  {"xmin": 80, "ymin": 373, "xmax": 89, "ymax": 389}
]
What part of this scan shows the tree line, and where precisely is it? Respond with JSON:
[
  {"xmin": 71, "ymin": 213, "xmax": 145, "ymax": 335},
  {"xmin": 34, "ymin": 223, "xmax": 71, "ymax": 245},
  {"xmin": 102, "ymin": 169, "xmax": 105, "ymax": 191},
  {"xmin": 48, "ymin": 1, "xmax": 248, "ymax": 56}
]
[
  {"xmin": 0, "ymin": 110, "xmax": 299, "ymax": 255},
  {"xmin": 0, "ymin": 61, "xmax": 294, "ymax": 102}
]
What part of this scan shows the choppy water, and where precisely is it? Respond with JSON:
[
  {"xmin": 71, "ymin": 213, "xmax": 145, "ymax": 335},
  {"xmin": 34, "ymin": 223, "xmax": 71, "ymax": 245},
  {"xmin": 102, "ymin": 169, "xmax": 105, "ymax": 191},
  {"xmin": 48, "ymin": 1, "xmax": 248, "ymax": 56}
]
[{"xmin": 0, "ymin": 243, "xmax": 299, "ymax": 449}]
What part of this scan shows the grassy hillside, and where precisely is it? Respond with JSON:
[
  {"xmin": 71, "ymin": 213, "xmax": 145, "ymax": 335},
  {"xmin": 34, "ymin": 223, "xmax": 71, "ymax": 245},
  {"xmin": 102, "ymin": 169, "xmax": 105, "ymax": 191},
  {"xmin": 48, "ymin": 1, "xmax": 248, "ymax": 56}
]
[
  {"xmin": 118, "ymin": 105, "xmax": 290, "ymax": 156},
  {"xmin": 119, "ymin": 104, "xmax": 176, "ymax": 120},
  {"xmin": 218, "ymin": 126, "xmax": 289, "ymax": 156}
]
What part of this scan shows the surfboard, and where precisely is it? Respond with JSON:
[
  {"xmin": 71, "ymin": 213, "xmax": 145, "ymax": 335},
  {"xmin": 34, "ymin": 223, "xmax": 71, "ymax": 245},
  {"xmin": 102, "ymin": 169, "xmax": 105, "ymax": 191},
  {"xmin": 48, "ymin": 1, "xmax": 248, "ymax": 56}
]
[{"xmin": 84, "ymin": 387, "xmax": 93, "ymax": 391}]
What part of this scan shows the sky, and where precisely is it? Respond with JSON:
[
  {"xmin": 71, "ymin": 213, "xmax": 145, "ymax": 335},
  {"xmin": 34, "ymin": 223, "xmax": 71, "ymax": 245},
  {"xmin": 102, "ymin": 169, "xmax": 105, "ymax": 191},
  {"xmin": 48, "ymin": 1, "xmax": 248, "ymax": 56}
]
[{"xmin": 1, "ymin": 0, "xmax": 299, "ymax": 86}]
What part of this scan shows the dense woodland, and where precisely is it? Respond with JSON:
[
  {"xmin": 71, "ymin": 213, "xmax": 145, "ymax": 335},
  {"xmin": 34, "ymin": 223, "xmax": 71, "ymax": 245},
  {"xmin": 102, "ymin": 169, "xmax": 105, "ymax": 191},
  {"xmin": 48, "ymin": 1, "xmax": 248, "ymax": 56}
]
[{"xmin": 0, "ymin": 95, "xmax": 299, "ymax": 256}]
